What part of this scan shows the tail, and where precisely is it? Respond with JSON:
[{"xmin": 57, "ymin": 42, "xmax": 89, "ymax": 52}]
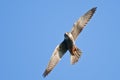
[{"xmin": 70, "ymin": 47, "xmax": 82, "ymax": 64}]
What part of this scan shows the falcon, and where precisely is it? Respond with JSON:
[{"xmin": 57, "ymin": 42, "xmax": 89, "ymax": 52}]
[{"xmin": 43, "ymin": 7, "xmax": 97, "ymax": 77}]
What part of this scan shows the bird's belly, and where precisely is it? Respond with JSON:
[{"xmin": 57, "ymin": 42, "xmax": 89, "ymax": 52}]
[{"xmin": 66, "ymin": 40, "xmax": 74, "ymax": 49}]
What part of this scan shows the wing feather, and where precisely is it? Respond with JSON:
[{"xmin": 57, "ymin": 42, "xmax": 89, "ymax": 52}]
[
  {"xmin": 43, "ymin": 40, "xmax": 67, "ymax": 77},
  {"xmin": 71, "ymin": 7, "xmax": 97, "ymax": 40}
]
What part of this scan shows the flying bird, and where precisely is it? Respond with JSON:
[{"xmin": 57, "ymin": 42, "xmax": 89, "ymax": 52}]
[{"xmin": 43, "ymin": 7, "xmax": 97, "ymax": 77}]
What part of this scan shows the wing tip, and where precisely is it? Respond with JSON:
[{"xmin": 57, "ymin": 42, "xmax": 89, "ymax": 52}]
[
  {"xmin": 42, "ymin": 71, "xmax": 47, "ymax": 78},
  {"xmin": 86, "ymin": 7, "xmax": 97, "ymax": 22},
  {"xmin": 91, "ymin": 7, "xmax": 97, "ymax": 13},
  {"xmin": 42, "ymin": 69, "xmax": 50, "ymax": 78},
  {"xmin": 93, "ymin": 7, "xmax": 97, "ymax": 9}
]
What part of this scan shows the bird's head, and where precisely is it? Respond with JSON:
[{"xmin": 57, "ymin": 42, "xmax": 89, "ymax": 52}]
[{"xmin": 64, "ymin": 32, "xmax": 74, "ymax": 41}]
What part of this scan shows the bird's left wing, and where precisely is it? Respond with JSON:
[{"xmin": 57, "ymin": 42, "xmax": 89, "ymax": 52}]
[
  {"xmin": 71, "ymin": 7, "xmax": 97, "ymax": 40},
  {"xmin": 43, "ymin": 40, "xmax": 67, "ymax": 77}
]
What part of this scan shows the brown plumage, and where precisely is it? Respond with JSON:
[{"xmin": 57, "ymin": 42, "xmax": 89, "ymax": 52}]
[{"xmin": 43, "ymin": 7, "xmax": 97, "ymax": 77}]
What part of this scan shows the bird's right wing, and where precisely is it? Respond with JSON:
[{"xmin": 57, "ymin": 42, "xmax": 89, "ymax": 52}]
[
  {"xmin": 43, "ymin": 40, "xmax": 67, "ymax": 77},
  {"xmin": 71, "ymin": 7, "xmax": 97, "ymax": 40}
]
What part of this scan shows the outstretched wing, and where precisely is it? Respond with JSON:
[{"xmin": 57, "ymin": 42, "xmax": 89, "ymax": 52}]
[
  {"xmin": 43, "ymin": 40, "xmax": 67, "ymax": 77},
  {"xmin": 71, "ymin": 7, "xmax": 97, "ymax": 40}
]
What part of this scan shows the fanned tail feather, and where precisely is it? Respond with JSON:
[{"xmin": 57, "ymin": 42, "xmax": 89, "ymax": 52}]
[{"xmin": 71, "ymin": 48, "xmax": 82, "ymax": 64}]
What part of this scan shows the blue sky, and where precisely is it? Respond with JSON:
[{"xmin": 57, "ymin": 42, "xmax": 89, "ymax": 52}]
[{"xmin": 0, "ymin": 0, "xmax": 120, "ymax": 80}]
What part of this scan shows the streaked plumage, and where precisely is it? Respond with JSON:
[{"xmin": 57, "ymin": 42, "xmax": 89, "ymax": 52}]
[{"xmin": 43, "ymin": 7, "xmax": 97, "ymax": 77}]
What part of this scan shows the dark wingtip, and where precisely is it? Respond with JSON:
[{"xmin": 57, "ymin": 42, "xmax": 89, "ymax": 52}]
[
  {"xmin": 93, "ymin": 7, "xmax": 97, "ymax": 9},
  {"xmin": 42, "ymin": 70, "xmax": 47, "ymax": 78},
  {"xmin": 91, "ymin": 7, "xmax": 97, "ymax": 12},
  {"xmin": 42, "ymin": 74, "xmax": 45, "ymax": 78},
  {"xmin": 42, "ymin": 69, "xmax": 51, "ymax": 78}
]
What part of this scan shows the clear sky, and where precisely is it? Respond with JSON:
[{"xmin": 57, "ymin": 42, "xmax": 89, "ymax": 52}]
[{"xmin": 0, "ymin": 0, "xmax": 120, "ymax": 80}]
